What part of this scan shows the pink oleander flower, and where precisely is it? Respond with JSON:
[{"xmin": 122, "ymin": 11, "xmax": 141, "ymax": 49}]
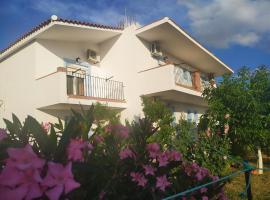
[
  {"xmin": 200, "ymin": 187, "xmax": 208, "ymax": 193},
  {"xmin": 0, "ymin": 185, "xmax": 27, "ymax": 200},
  {"xmin": 157, "ymin": 152, "xmax": 169, "ymax": 167},
  {"xmin": 143, "ymin": 165, "xmax": 156, "ymax": 176},
  {"xmin": 119, "ymin": 148, "xmax": 135, "ymax": 160},
  {"xmin": 0, "ymin": 167, "xmax": 24, "ymax": 188},
  {"xmin": 94, "ymin": 135, "xmax": 104, "ymax": 144},
  {"xmin": 99, "ymin": 190, "xmax": 106, "ymax": 200},
  {"xmin": 0, "ymin": 128, "xmax": 7, "ymax": 141},
  {"xmin": 105, "ymin": 124, "xmax": 129, "ymax": 138},
  {"xmin": 67, "ymin": 139, "xmax": 93, "ymax": 162},
  {"xmin": 130, "ymin": 172, "xmax": 147, "ymax": 187},
  {"xmin": 147, "ymin": 143, "xmax": 160, "ymax": 158},
  {"xmin": 202, "ymin": 196, "xmax": 208, "ymax": 200},
  {"xmin": 211, "ymin": 175, "xmax": 219, "ymax": 181},
  {"xmin": 6, "ymin": 144, "xmax": 45, "ymax": 170},
  {"xmin": 195, "ymin": 167, "xmax": 209, "ymax": 181},
  {"xmin": 42, "ymin": 122, "xmax": 51, "ymax": 133},
  {"xmin": 169, "ymin": 150, "xmax": 182, "ymax": 161},
  {"xmin": 156, "ymin": 175, "xmax": 171, "ymax": 192},
  {"xmin": 0, "ymin": 168, "xmax": 43, "ymax": 200},
  {"xmin": 43, "ymin": 162, "xmax": 80, "ymax": 200}
]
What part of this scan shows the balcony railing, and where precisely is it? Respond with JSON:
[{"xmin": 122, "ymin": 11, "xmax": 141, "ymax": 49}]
[{"xmin": 66, "ymin": 72, "xmax": 125, "ymax": 101}]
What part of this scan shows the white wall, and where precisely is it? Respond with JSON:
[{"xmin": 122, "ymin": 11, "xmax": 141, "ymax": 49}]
[
  {"xmin": 99, "ymin": 25, "xmax": 202, "ymax": 121},
  {"xmin": 0, "ymin": 42, "xmax": 37, "ymax": 127},
  {"xmin": 0, "ymin": 25, "xmax": 210, "ymax": 127},
  {"xmin": 35, "ymin": 39, "xmax": 99, "ymax": 79},
  {"xmin": 99, "ymin": 25, "xmax": 153, "ymax": 121}
]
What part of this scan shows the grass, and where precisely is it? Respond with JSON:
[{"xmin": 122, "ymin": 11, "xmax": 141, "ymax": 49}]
[{"xmin": 225, "ymin": 160, "xmax": 270, "ymax": 200}]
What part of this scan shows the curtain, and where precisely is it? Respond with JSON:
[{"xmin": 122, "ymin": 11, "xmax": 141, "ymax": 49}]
[
  {"xmin": 66, "ymin": 75, "xmax": 85, "ymax": 96},
  {"xmin": 174, "ymin": 66, "xmax": 193, "ymax": 87}
]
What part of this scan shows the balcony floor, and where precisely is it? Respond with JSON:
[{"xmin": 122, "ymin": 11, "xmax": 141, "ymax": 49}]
[{"xmin": 145, "ymin": 90, "xmax": 208, "ymax": 107}]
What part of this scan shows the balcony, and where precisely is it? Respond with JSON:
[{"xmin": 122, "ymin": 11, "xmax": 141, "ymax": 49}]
[
  {"xmin": 66, "ymin": 71, "xmax": 125, "ymax": 102},
  {"xmin": 174, "ymin": 64, "xmax": 211, "ymax": 92},
  {"xmin": 35, "ymin": 67, "xmax": 126, "ymax": 114},
  {"xmin": 138, "ymin": 64, "xmax": 209, "ymax": 106}
]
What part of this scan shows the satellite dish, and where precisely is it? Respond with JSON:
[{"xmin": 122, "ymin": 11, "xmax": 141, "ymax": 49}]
[{"xmin": 51, "ymin": 15, "xmax": 58, "ymax": 21}]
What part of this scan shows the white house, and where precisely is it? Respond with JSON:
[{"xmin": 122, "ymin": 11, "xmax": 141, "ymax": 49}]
[{"xmin": 0, "ymin": 16, "xmax": 233, "ymax": 127}]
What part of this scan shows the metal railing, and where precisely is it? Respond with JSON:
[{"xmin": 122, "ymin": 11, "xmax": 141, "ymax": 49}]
[{"xmin": 66, "ymin": 71, "xmax": 125, "ymax": 101}]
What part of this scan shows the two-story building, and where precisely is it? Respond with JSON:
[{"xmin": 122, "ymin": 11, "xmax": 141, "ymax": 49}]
[{"xmin": 0, "ymin": 16, "xmax": 233, "ymax": 127}]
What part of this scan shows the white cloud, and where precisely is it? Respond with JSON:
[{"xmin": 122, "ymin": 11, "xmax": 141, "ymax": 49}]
[
  {"xmin": 30, "ymin": 0, "xmax": 124, "ymax": 25},
  {"xmin": 178, "ymin": 0, "xmax": 270, "ymax": 48}
]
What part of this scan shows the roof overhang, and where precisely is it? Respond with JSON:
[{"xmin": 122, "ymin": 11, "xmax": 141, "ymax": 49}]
[
  {"xmin": 37, "ymin": 22, "xmax": 122, "ymax": 43},
  {"xmin": 0, "ymin": 20, "xmax": 122, "ymax": 61},
  {"xmin": 136, "ymin": 17, "xmax": 233, "ymax": 76}
]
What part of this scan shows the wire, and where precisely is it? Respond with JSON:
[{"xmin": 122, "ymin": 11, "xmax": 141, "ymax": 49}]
[{"xmin": 162, "ymin": 167, "xmax": 253, "ymax": 200}]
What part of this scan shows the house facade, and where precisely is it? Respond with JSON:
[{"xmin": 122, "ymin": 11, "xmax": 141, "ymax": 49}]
[{"xmin": 0, "ymin": 16, "xmax": 233, "ymax": 127}]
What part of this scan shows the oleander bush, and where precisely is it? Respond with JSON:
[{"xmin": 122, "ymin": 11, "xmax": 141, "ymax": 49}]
[
  {"xmin": 0, "ymin": 103, "xmax": 227, "ymax": 200},
  {"xmin": 143, "ymin": 97, "xmax": 232, "ymax": 176}
]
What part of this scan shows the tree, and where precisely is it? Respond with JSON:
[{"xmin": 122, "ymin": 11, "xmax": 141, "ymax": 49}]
[{"xmin": 202, "ymin": 66, "xmax": 270, "ymax": 173}]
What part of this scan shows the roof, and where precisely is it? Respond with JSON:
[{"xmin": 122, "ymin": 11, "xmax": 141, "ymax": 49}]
[
  {"xmin": 136, "ymin": 17, "xmax": 234, "ymax": 75},
  {"xmin": 0, "ymin": 17, "xmax": 123, "ymax": 56}
]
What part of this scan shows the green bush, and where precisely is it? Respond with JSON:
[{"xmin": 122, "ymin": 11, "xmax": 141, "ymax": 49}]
[
  {"xmin": 142, "ymin": 97, "xmax": 232, "ymax": 176},
  {"xmin": 0, "ymin": 103, "xmax": 226, "ymax": 200}
]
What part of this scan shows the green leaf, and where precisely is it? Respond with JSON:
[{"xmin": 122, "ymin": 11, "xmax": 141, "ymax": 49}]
[
  {"xmin": 24, "ymin": 115, "xmax": 51, "ymax": 157},
  {"xmin": 3, "ymin": 118, "xmax": 18, "ymax": 141},
  {"xmin": 54, "ymin": 118, "xmax": 80, "ymax": 161}
]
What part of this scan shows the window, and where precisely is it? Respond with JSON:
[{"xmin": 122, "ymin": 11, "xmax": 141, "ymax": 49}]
[
  {"xmin": 194, "ymin": 112, "xmax": 199, "ymax": 124},
  {"xmin": 187, "ymin": 110, "xmax": 193, "ymax": 122}
]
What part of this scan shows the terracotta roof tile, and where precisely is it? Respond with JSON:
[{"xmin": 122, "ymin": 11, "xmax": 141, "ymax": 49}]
[{"xmin": 1, "ymin": 18, "xmax": 123, "ymax": 54}]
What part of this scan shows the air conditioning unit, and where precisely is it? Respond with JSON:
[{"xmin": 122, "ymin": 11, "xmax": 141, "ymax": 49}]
[
  {"xmin": 87, "ymin": 49, "xmax": 100, "ymax": 64},
  {"xmin": 150, "ymin": 42, "xmax": 162, "ymax": 57}
]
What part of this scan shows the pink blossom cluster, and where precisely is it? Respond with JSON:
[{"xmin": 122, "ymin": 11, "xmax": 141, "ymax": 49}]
[
  {"xmin": 143, "ymin": 165, "xmax": 156, "ymax": 176},
  {"xmin": 147, "ymin": 143, "xmax": 182, "ymax": 167},
  {"xmin": 105, "ymin": 124, "xmax": 129, "ymax": 138},
  {"xmin": 119, "ymin": 148, "xmax": 136, "ymax": 160},
  {"xmin": 130, "ymin": 171, "xmax": 171, "ymax": 192},
  {"xmin": 41, "ymin": 122, "xmax": 51, "ymax": 133},
  {"xmin": 156, "ymin": 175, "xmax": 171, "ymax": 191},
  {"xmin": 183, "ymin": 162, "xmax": 210, "ymax": 181},
  {"xmin": 180, "ymin": 163, "xmax": 226, "ymax": 199},
  {"xmin": 0, "ymin": 144, "xmax": 80, "ymax": 200},
  {"xmin": 130, "ymin": 172, "xmax": 147, "ymax": 187},
  {"xmin": 67, "ymin": 138, "xmax": 94, "ymax": 162},
  {"xmin": 126, "ymin": 143, "xmax": 183, "ymax": 192}
]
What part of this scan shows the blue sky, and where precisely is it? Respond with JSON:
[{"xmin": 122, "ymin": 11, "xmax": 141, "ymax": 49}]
[{"xmin": 1, "ymin": 0, "xmax": 270, "ymax": 72}]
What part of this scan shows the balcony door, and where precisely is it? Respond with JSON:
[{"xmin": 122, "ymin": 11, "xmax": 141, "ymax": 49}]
[{"xmin": 67, "ymin": 74, "xmax": 85, "ymax": 96}]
